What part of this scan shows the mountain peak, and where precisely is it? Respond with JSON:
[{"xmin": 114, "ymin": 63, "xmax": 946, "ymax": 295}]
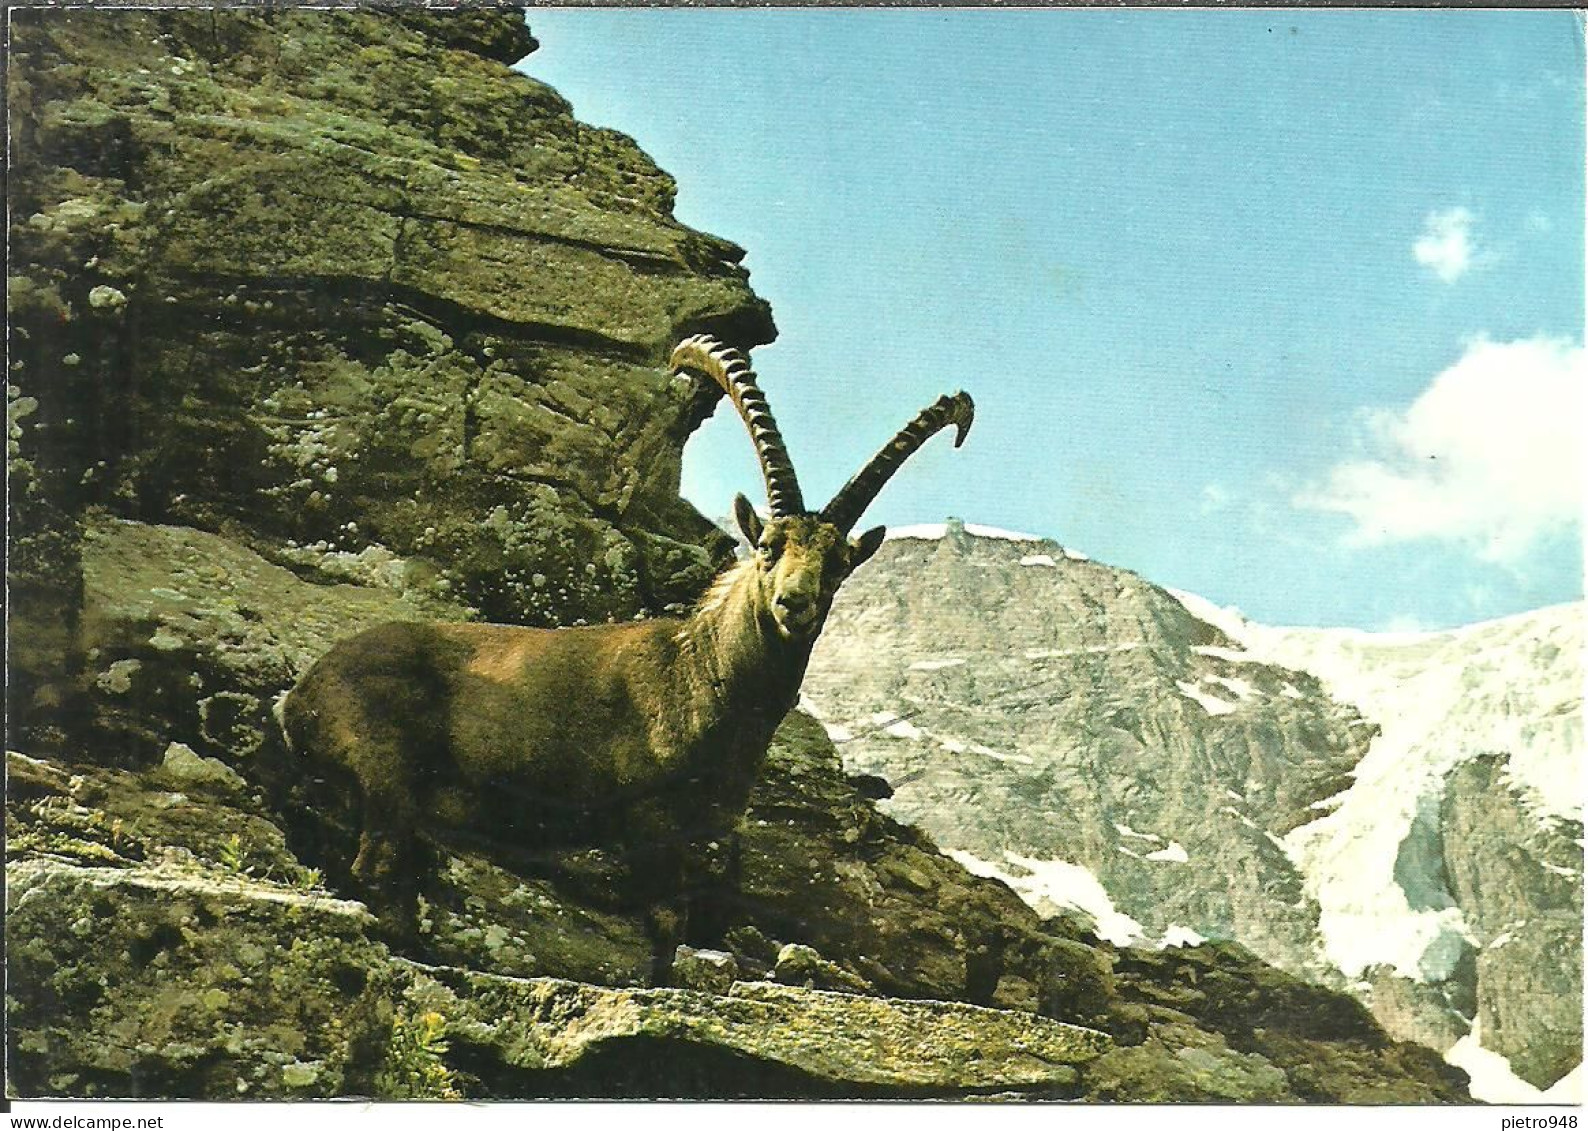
[{"xmin": 884, "ymin": 518, "xmax": 1046, "ymax": 544}]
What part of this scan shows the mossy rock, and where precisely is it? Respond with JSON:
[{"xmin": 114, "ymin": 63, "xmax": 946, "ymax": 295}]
[{"xmin": 7, "ymin": 6, "xmax": 774, "ymax": 708}]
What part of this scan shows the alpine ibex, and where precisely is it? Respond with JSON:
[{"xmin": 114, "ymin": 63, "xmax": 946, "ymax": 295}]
[{"xmin": 282, "ymin": 336, "xmax": 973, "ymax": 937}]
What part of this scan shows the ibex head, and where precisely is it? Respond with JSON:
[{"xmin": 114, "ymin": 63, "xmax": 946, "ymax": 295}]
[
  {"xmin": 729, "ymin": 500, "xmax": 879, "ymax": 641},
  {"xmin": 671, "ymin": 335, "xmax": 974, "ymax": 643}
]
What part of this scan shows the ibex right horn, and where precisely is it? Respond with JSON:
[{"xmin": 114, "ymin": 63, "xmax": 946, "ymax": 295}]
[{"xmin": 671, "ymin": 336, "xmax": 806, "ymax": 517}]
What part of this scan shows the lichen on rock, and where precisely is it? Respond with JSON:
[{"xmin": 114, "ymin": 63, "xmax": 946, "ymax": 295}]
[{"xmin": 7, "ymin": 3, "xmax": 769, "ymax": 689}]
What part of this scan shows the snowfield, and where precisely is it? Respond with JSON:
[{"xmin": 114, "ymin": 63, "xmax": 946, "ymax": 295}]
[
  {"xmin": 1170, "ymin": 593, "xmax": 1584, "ymax": 1100},
  {"xmin": 1448, "ymin": 1021, "xmax": 1583, "ymax": 1104},
  {"xmin": 1166, "ymin": 595, "xmax": 1583, "ymax": 978},
  {"xmin": 1229, "ymin": 604, "xmax": 1584, "ymax": 981},
  {"xmin": 1175, "ymin": 680, "xmax": 1238, "ymax": 717},
  {"xmin": 945, "ymin": 848, "xmax": 1146, "ymax": 946}
]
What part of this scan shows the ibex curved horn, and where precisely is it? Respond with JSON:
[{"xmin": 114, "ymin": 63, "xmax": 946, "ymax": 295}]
[
  {"xmin": 671, "ymin": 335, "xmax": 805, "ymax": 517},
  {"xmin": 821, "ymin": 392, "xmax": 975, "ymax": 534}
]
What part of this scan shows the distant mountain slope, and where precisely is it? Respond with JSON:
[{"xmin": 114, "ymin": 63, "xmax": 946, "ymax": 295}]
[
  {"xmin": 1237, "ymin": 604, "xmax": 1583, "ymax": 1099},
  {"xmin": 804, "ymin": 520, "xmax": 1371, "ymax": 975},
  {"xmin": 803, "ymin": 520, "xmax": 1582, "ymax": 1102}
]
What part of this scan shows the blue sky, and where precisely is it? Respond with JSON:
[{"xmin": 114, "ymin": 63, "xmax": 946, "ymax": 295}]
[{"xmin": 520, "ymin": 10, "xmax": 1585, "ymax": 630}]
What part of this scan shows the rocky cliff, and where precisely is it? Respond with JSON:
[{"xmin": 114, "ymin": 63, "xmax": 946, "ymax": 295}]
[
  {"xmin": 802, "ymin": 521, "xmax": 1581, "ymax": 1101},
  {"xmin": 8, "ymin": 5, "xmax": 772, "ymax": 764},
  {"xmin": 7, "ymin": 7, "xmax": 1471, "ymax": 1103}
]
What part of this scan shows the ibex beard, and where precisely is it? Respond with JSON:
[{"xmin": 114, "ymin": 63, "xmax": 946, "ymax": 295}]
[{"xmin": 281, "ymin": 336, "xmax": 973, "ymax": 958}]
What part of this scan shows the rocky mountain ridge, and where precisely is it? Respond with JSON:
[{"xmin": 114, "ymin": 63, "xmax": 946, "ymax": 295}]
[{"xmin": 802, "ymin": 519, "xmax": 1582, "ymax": 1102}]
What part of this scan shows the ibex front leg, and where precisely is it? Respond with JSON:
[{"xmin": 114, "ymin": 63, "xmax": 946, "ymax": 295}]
[{"xmin": 350, "ymin": 762, "xmax": 424, "ymax": 940}]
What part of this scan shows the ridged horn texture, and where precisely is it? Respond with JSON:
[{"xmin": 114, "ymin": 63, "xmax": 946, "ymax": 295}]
[
  {"xmin": 671, "ymin": 335, "xmax": 805, "ymax": 516},
  {"xmin": 821, "ymin": 392, "xmax": 975, "ymax": 534}
]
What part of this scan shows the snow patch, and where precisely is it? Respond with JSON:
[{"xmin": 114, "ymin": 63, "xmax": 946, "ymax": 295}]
[
  {"xmin": 1307, "ymin": 789, "xmax": 1351, "ymax": 812},
  {"xmin": 1144, "ymin": 841, "xmax": 1190, "ymax": 864},
  {"xmin": 1167, "ymin": 588, "xmax": 1251, "ymax": 642},
  {"xmin": 969, "ymin": 741, "xmax": 1034, "ymax": 766},
  {"xmin": 966, "ymin": 523, "xmax": 1044, "ymax": 542},
  {"xmin": 1193, "ymin": 645, "xmax": 1253, "ymax": 662},
  {"xmin": 1113, "ymin": 822, "xmax": 1163, "ymax": 843},
  {"xmin": 1176, "ymin": 680, "xmax": 1237, "ymax": 716},
  {"xmin": 885, "ymin": 522, "xmax": 1043, "ymax": 543},
  {"xmin": 908, "ymin": 658, "xmax": 966, "ymax": 672},
  {"xmin": 1162, "ymin": 925, "xmax": 1207, "ymax": 948},
  {"xmin": 1013, "ymin": 549, "xmax": 1090, "ymax": 565},
  {"xmin": 1206, "ymin": 675, "xmax": 1257, "ymax": 701},
  {"xmin": 882, "ymin": 725, "xmax": 1034, "ymax": 765},
  {"xmin": 945, "ymin": 848, "xmax": 1145, "ymax": 946},
  {"xmin": 1279, "ymin": 683, "xmax": 1305, "ymax": 699},
  {"xmin": 1446, "ymin": 1019, "xmax": 1583, "ymax": 1103},
  {"xmin": 822, "ymin": 722, "xmax": 854, "ymax": 743}
]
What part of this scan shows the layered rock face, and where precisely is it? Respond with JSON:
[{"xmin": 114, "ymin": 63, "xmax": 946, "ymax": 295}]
[
  {"xmin": 802, "ymin": 522, "xmax": 1581, "ymax": 1099},
  {"xmin": 8, "ymin": 5, "xmax": 772, "ymax": 761},
  {"xmin": 1442, "ymin": 757, "xmax": 1581, "ymax": 1090},
  {"xmin": 7, "ymin": 8, "xmax": 1473, "ymax": 1103},
  {"xmin": 8, "ymin": 741, "xmax": 1117, "ymax": 1100},
  {"xmin": 804, "ymin": 522, "xmax": 1366, "ymax": 977}
]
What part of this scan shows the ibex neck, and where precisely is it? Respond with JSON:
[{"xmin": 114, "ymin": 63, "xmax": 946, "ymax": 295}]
[{"xmin": 679, "ymin": 560, "xmax": 810, "ymax": 708}]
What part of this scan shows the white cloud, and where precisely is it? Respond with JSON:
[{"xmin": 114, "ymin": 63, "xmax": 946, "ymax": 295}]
[
  {"xmin": 1413, "ymin": 207, "xmax": 1477, "ymax": 283},
  {"xmin": 1295, "ymin": 336, "xmax": 1585, "ymax": 565},
  {"xmin": 1199, "ymin": 483, "xmax": 1231, "ymax": 514}
]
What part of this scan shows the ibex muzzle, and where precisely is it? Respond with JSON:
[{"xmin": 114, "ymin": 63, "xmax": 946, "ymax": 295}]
[{"xmin": 282, "ymin": 335, "xmax": 973, "ymax": 941}]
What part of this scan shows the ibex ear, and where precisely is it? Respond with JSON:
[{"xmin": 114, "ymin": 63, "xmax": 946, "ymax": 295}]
[
  {"xmin": 733, "ymin": 493, "xmax": 764, "ymax": 546},
  {"xmin": 851, "ymin": 525, "xmax": 886, "ymax": 569}
]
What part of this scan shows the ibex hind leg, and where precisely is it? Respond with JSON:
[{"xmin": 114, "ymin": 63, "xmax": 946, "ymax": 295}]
[
  {"xmin": 679, "ymin": 829, "xmax": 744, "ymax": 949},
  {"xmin": 606, "ymin": 796, "xmax": 689, "ymax": 983},
  {"xmin": 302, "ymin": 622, "xmax": 452, "ymax": 941}
]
